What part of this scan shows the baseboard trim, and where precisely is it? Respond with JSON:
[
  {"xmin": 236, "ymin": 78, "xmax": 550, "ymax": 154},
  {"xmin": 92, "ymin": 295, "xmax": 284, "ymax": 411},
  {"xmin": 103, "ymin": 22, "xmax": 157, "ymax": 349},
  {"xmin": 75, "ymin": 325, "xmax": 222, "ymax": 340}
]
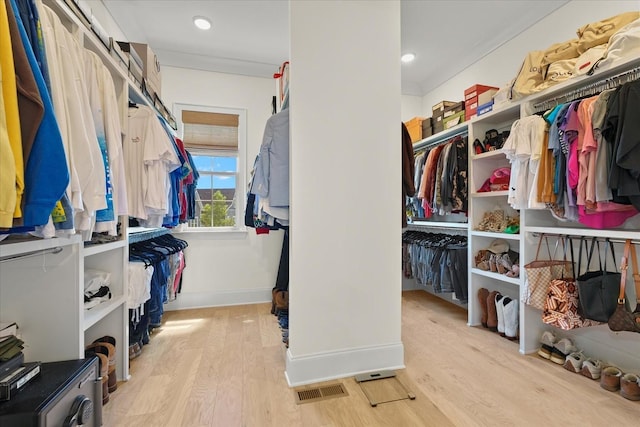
[
  {"xmin": 285, "ymin": 342, "xmax": 405, "ymax": 387},
  {"xmin": 164, "ymin": 288, "xmax": 272, "ymax": 311}
]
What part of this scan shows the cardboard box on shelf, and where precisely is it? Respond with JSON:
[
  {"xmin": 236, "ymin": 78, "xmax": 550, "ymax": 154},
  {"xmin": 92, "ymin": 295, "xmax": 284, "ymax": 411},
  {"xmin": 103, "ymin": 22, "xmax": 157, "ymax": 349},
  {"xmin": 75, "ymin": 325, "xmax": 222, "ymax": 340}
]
[
  {"xmin": 464, "ymin": 84, "xmax": 499, "ymax": 101},
  {"xmin": 477, "ymin": 100, "xmax": 494, "ymax": 116},
  {"xmin": 465, "ymin": 89, "xmax": 498, "ymax": 112},
  {"xmin": 109, "ymin": 38, "xmax": 128, "ymax": 72},
  {"xmin": 421, "ymin": 117, "xmax": 433, "ymax": 138},
  {"xmin": 130, "ymin": 43, "xmax": 162, "ymax": 98},
  {"xmin": 443, "ymin": 110, "xmax": 465, "ymax": 130},
  {"xmin": 433, "ymin": 120, "xmax": 444, "ymax": 135},
  {"xmin": 465, "ymin": 106, "xmax": 477, "ymax": 121},
  {"xmin": 432, "ymin": 100, "xmax": 457, "ymax": 116},
  {"xmin": 404, "ymin": 117, "xmax": 424, "ymax": 143},
  {"xmin": 443, "ymin": 101, "xmax": 465, "ymax": 118}
]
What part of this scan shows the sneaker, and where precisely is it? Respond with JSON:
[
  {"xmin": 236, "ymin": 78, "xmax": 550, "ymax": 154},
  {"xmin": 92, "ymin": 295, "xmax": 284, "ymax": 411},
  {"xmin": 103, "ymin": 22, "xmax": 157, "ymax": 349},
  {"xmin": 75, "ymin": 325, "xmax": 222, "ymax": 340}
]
[
  {"xmin": 620, "ymin": 373, "xmax": 640, "ymax": 401},
  {"xmin": 600, "ymin": 366, "xmax": 623, "ymax": 392},
  {"xmin": 581, "ymin": 358, "xmax": 602, "ymax": 380},
  {"xmin": 538, "ymin": 331, "xmax": 556, "ymax": 359},
  {"xmin": 550, "ymin": 338, "xmax": 576, "ymax": 365},
  {"xmin": 563, "ymin": 352, "xmax": 585, "ymax": 373}
]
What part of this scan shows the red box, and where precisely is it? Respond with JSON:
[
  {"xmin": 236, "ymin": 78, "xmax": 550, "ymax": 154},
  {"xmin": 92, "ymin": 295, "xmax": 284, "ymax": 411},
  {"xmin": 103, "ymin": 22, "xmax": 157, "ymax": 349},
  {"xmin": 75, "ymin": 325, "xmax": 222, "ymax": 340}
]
[
  {"xmin": 464, "ymin": 84, "xmax": 499, "ymax": 101},
  {"xmin": 465, "ymin": 96, "xmax": 478, "ymax": 111},
  {"xmin": 465, "ymin": 106, "xmax": 477, "ymax": 121}
]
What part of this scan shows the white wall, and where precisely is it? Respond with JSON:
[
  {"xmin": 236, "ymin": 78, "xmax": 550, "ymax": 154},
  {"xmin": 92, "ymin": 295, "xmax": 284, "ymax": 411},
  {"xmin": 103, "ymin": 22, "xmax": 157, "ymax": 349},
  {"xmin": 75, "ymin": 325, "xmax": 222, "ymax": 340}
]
[
  {"xmin": 160, "ymin": 67, "xmax": 285, "ymax": 309},
  {"xmin": 287, "ymin": 1, "xmax": 403, "ymax": 386},
  {"xmin": 401, "ymin": 95, "xmax": 422, "ymax": 121},
  {"xmin": 421, "ymin": 0, "xmax": 640, "ymax": 113}
]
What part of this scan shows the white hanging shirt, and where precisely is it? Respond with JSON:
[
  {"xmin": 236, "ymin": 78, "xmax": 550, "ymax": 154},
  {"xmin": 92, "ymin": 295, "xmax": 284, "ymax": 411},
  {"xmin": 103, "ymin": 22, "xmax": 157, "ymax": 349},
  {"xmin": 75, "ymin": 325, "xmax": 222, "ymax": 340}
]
[{"xmin": 125, "ymin": 105, "xmax": 180, "ymax": 221}]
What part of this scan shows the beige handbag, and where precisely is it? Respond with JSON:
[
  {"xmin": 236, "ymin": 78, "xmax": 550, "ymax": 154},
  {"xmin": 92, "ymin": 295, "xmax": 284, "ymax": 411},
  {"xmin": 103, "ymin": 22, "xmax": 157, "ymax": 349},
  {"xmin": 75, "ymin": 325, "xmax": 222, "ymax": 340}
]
[
  {"xmin": 576, "ymin": 11, "xmax": 640, "ymax": 53},
  {"xmin": 510, "ymin": 50, "xmax": 545, "ymax": 99},
  {"xmin": 523, "ymin": 235, "xmax": 573, "ymax": 310},
  {"xmin": 540, "ymin": 38, "xmax": 580, "ymax": 69}
]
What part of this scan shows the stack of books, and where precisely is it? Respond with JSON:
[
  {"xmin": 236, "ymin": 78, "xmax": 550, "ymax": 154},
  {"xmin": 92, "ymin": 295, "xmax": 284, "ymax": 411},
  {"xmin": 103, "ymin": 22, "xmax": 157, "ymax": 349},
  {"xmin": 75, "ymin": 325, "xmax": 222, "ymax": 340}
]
[{"xmin": 0, "ymin": 322, "xmax": 40, "ymax": 401}]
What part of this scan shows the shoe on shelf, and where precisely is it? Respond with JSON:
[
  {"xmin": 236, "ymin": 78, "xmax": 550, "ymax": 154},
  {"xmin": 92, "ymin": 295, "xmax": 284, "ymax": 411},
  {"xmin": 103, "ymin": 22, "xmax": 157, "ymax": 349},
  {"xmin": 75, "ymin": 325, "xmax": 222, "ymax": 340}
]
[
  {"xmin": 581, "ymin": 358, "xmax": 602, "ymax": 380},
  {"xmin": 489, "ymin": 254, "xmax": 498, "ymax": 273},
  {"xmin": 505, "ymin": 264, "xmax": 520, "ymax": 278},
  {"xmin": 502, "ymin": 297, "xmax": 519, "ymax": 340},
  {"xmin": 600, "ymin": 366, "xmax": 623, "ymax": 392},
  {"xmin": 495, "ymin": 294, "xmax": 505, "ymax": 336},
  {"xmin": 478, "ymin": 288, "xmax": 489, "ymax": 328},
  {"xmin": 486, "ymin": 291, "xmax": 500, "ymax": 332},
  {"xmin": 563, "ymin": 352, "xmax": 585, "ymax": 373},
  {"xmin": 620, "ymin": 373, "xmax": 640, "ymax": 401},
  {"xmin": 538, "ymin": 331, "xmax": 556, "ymax": 360},
  {"xmin": 550, "ymin": 338, "xmax": 576, "ymax": 365},
  {"xmin": 497, "ymin": 253, "xmax": 512, "ymax": 275}
]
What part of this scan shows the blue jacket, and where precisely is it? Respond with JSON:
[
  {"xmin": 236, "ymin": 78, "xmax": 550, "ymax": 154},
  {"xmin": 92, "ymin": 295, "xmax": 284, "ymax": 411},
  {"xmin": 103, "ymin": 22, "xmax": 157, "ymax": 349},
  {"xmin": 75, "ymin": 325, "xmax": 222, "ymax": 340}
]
[{"xmin": 10, "ymin": 0, "xmax": 68, "ymax": 226}]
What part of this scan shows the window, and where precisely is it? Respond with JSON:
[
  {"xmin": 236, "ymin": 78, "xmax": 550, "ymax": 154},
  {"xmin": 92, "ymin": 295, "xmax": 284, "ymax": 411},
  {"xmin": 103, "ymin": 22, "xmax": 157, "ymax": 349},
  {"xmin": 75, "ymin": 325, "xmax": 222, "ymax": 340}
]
[{"xmin": 175, "ymin": 104, "xmax": 246, "ymax": 229}]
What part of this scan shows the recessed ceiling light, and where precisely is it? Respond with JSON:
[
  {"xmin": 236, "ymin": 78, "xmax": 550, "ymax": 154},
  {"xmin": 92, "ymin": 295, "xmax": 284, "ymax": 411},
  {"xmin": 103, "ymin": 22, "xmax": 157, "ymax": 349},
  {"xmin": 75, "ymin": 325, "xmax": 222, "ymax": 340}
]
[
  {"xmin": 193, "ymin": 16, "xmax": 212, "ymax": 30},
  {"xmin": 401, "ymin": 53, "xmax": 416, "ymax": 63}
]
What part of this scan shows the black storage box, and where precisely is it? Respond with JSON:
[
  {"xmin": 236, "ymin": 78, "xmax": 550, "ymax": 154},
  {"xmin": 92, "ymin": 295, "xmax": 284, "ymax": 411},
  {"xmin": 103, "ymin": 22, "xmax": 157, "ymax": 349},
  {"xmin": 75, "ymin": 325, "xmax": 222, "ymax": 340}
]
[{"xmin": 0, "ymin": 358, "xmax": 102, "ymax": 426}]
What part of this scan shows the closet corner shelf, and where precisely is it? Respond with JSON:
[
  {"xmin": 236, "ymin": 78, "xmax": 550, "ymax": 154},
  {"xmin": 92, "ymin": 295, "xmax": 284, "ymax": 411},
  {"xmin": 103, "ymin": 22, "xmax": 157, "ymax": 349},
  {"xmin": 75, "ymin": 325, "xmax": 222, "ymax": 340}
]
[
  {"xmin": 84, "ymin": 295, "xmax": 127, "ymax": 331},
  {"xmin": 524, "ymin": 226, "xmax": 640, "ymax": 240},
  {"xmin": 83, "ymin": 239, "xmax": 127, "ymax": 257},
  {"xmin": 471, "ymin": 149, "xmax": 506, "ymax": 161},
  {"xmin": 471, "ymin": 230, "xmax": 521, "ymax": 240},
  {"xmin": 408, "ymin": 221, "xmax": 468, "ymax": 229},
  {"xmin": 470, "ymin": 190, "xmax": 509, "ymax": 198},
  {"xmin": 471, "ymin": 268, "xmax": 521, "ymax": 286}
]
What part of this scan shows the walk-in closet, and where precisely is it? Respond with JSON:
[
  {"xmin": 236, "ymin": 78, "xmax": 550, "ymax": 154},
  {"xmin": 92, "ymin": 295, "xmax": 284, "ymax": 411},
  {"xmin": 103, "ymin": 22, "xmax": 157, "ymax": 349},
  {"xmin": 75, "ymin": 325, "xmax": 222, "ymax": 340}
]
[{"xmin": 1, "ymin": 1, "xmax": 639, "ymax": 425}]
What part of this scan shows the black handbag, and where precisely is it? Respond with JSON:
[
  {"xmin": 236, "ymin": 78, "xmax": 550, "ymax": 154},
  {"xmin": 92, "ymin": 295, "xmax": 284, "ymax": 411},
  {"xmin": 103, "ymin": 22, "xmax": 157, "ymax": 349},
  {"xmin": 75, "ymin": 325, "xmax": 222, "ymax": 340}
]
[{"xmin": 576, "ymin": 237, "xmax": 621, "ymax": 323}]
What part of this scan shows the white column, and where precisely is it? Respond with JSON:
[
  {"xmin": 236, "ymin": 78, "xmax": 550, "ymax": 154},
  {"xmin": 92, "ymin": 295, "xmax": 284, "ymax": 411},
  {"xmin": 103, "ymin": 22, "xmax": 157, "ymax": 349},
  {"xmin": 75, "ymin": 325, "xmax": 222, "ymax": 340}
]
[{"xmin": 287, "ymin": 0, "xmax": 402, "ymax": 386}]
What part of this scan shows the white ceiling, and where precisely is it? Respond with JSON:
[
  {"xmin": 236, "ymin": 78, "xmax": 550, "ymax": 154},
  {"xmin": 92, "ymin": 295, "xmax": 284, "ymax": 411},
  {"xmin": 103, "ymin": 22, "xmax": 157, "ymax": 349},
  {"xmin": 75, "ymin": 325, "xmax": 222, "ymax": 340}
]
[{"xmin": 102, "ymin": 0, "xmax": 569, "ymax": 97}]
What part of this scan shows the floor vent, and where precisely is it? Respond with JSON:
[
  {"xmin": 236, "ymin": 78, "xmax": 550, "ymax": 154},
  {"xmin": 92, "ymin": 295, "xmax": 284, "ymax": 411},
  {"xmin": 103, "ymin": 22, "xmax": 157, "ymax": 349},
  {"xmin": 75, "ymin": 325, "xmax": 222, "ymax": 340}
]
[{"xmin": 294, "ymin": 383, "xmax": 348, "ymax": 404}]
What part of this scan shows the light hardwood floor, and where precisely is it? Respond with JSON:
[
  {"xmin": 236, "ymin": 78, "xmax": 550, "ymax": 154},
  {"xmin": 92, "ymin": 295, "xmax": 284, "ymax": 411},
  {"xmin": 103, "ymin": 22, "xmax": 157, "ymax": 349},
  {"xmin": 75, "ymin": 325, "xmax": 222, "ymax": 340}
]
[{"xmin": 103, "ymin": 291, "xmax": 639, "ymax": 426}]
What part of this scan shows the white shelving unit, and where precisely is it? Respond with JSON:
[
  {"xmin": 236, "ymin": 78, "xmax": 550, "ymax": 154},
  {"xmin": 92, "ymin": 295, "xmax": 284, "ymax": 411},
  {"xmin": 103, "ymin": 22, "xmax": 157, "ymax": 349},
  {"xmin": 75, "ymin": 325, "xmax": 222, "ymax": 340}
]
[
  {"xmin": 467, "ymin": 102, "xmax": 522, "ymax": 336},
  {"xmin": 465, "ymin": 57, "xmax": 640, "ymax": 372}
]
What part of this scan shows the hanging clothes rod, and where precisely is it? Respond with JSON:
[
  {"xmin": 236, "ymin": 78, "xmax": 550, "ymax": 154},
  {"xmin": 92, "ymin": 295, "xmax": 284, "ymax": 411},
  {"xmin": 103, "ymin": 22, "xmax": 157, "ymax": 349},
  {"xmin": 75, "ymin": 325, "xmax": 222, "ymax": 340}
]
[
  {"xmin": 128, "ymin": 227, "xmax": 170, "ymax": 244},
  {"xmin": 413, "ymin": 129, "xmax": 468, "ymax": 153},
  {"xmin": 0, "ymin": 246, "xmax": 64, "ymax": 263},
  {"xmin": 532, "ymin": 66, "xmax": 640, "ymax": 112},
  {"xmin": 530, "ymin": 232, "xmax": 640, "ymax": 246}
]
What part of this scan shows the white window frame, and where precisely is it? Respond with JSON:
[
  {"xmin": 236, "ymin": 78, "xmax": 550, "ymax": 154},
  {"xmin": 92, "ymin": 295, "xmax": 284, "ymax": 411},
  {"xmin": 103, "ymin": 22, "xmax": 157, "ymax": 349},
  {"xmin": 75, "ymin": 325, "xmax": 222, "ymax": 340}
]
[{"xmin": 174, "ymin": 103, "xmax": 247, "ymax": 232}]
